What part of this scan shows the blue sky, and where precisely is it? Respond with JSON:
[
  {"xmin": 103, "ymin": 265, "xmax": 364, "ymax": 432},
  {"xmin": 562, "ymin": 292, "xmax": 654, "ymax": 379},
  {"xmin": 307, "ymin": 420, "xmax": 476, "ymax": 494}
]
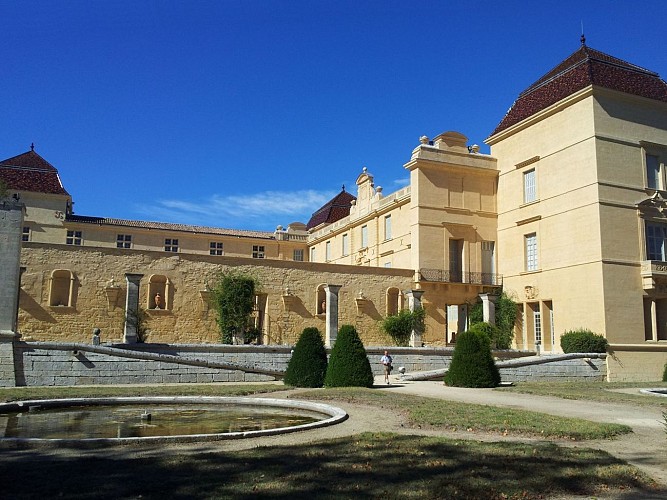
[{"xmin": 3, "ymin": 0, "xmax": 667, "ymax": 231}]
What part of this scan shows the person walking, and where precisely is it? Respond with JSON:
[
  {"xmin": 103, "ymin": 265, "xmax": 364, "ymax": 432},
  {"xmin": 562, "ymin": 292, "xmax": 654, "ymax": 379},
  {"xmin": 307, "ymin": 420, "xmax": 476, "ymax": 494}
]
[{"xmin": 380, "ymin": 350, "xmax": 393, "ymax": 384}]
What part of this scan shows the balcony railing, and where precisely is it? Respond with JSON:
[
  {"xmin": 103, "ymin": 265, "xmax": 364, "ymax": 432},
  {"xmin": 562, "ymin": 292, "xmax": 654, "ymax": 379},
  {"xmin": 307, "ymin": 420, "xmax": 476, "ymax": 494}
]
[{"xmin": 419, "ymin": 268, "xmax": 503, "ymax": 286}]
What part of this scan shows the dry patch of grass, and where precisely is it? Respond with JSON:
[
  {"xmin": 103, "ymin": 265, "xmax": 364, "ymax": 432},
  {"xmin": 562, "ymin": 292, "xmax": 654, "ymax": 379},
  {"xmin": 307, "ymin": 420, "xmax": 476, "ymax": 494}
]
[
  {"xmin": 296, "ymin": 387, "xmax": 631, "ymax": 440},
  {"xmin": 498, "ymin": 381, "xmax": 667, "ymax": 407}
]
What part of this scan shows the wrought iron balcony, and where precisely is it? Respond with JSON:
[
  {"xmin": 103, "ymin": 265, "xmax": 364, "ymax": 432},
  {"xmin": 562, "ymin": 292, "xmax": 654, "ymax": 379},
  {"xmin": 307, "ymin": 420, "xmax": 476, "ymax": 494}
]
[{"xmin": 419, "ymin": 268, "xmax": 503, "ymax": 286}]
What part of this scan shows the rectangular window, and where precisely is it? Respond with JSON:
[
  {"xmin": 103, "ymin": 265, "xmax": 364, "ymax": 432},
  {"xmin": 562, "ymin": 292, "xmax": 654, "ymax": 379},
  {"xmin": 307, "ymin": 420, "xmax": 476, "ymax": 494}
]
[
  {"xmin": 646, "ymin": 222, "xmax": 667, "ymax": 261},
  {"xmin": 342, "ymin": 233, "xmax": 349, "ymax": 256},
  {"xmin": 209, "ymin": 241, "xmax": 223, "ymax": 255},
  {"xmin": 325, "ymin": 241, "xmax": 331, "ymax": 261},
  {"xmin": 116, "ymin": 234, "xmax": 132, "ymax": 249},
  {"xmin": 293, "ymin": 249, "xmax": 304, "ymax": 261},
  {"xmin": 523, "ymin": 168, "xmax": 536, "ymax": 203},
  {"xmin": 361, "ymin": 225, "xmax": 368, "ymax": 248},
  {"xmin": 525, "ymin": 233, "xmax": 538, "ymax": 271},
  {"xmin": 449, "ymin": 239, "xmax": 463, "ymax": 282},
  {"xmin": 646, "ymin": 154, "xmax": 661, "ymax": 189},
  {"xmin": 310, "ymin": 247, "xmax": 316, "ymax": 262},
  {"xmin": 534, "ymin": 306, "xmax": 542, "ymax": 345},
  {"xmin": 164, "ymin": 238, "xmax": 179, "ymax": 252},
  {"xmin": 252, "ymin": 245, "xmax": 265, "ymax": 259},
  {"xmin": 66, "ymin": 230, "xmax": 82, "ymax": 246},
  {"xmin": 384, "ymin": 215, "xmax": 392, "ymax": 240},
  {"xmin": 22, "ymin": 226, "xmax": 30, "ymax": 242}
]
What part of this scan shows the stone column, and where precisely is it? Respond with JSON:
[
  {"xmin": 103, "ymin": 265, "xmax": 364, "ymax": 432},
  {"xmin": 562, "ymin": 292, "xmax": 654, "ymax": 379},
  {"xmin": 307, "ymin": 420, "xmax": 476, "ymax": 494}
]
[
  {"xmin": 480, "ymin": 293, "xmax": 497, "ymax": 325},
  {"xmin": 0, "ymin": 200, "xmax": 24, "ymax": 387},
  {"xmin": 0, "ymin": 200, "xmax": 24, "ymax": 336},
  {"xmin": 405, "ymin": 289, "xmax": 425, "ymax": 347},
  {"xmin": 651, "ymin": 298, "xmax": 658, "ymax": 342},
  {"xmin": 324, "ymin": 285, "xmax": 342, "ymax": 347},
  {"xmin": 124, "ymin": 273, "xmax": 144, "ymax": 344}
]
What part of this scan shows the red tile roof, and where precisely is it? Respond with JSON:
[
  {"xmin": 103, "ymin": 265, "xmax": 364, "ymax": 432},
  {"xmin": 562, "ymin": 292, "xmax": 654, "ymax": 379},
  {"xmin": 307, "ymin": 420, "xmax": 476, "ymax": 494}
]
[
  {"xmin": 0, "ymin": 150, "xmax": 70, "ymax": 196},
  {"xmin": 66, "ymin": 214, "xmax": 275, "ymax": 239},
  {"xmin": 306, "ymin": 188, "xmax": 356, "ymax": 230},
  {"xmin": 490, "ymin": 45, "xmax": 667, "ymax": 137}
]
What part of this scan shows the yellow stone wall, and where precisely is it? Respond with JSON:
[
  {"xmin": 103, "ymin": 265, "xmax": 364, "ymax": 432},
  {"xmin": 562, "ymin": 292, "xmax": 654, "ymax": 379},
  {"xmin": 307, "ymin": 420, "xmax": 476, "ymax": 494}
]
[
  {"xmin": 606, "ymin": 345, "xmax": 667, "ymax": 382},
  {"xmin": 19, "ymin": 243, "xmax": 463, "ymax": 346}
]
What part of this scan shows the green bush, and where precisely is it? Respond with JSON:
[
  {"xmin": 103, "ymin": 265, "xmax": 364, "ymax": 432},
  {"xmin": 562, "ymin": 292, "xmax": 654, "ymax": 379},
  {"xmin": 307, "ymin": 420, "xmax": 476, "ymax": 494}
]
[
  {"xmin": 211, "ymin": 270, "xmax": 259, "ymax": 344},
  {"xmin": 560, "ymin": 329, "xmax": 608, "ymax": 353},
  {"xmin": 324, "ymin": 325, "xmax": 374, "ymax": 388},
  {"xmin": 284, "ymin": 327, "xmax": 328, "ymax": 387},
  {"xmin": 468, "ymin": 322, "xmax": 502, "ymax": 350},
  {"xmin": 663, "ymin": 363, "xmax": 667, "ymax": 382},
  {"xmin": 380, "ymin": 308, "xmax": 425, "ymax": 347},
  {"xmin": 444, "ymin": 329, "xmax": 501, "ymax": 388}
]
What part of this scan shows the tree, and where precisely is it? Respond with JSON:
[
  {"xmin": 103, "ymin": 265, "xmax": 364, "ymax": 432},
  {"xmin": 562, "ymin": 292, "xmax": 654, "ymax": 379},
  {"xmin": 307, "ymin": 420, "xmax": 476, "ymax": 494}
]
[
  {"xmin": 324, "ymin": 325, "xmax": 374, "ymax": 388},
  {"xmin": 284, "ymin": 327, "xmax": 328, "ymax": 387},
  {"xmin": 211, "ymin": 270, "xmax": 259, "ymax": 344},
  {"xmin": 444, "ymin": 329, "xmax": 501, "ymax": 388},
  {"xmin": 380, "ymin": 308, "xmax": 425, "ymax": 347}
]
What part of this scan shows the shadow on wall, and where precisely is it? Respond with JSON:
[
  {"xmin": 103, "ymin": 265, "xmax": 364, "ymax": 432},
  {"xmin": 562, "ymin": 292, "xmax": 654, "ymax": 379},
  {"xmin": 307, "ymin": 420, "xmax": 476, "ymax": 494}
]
[{"xmin": 19, "ymin": 289, "xmax": 56, "ymax": 323}]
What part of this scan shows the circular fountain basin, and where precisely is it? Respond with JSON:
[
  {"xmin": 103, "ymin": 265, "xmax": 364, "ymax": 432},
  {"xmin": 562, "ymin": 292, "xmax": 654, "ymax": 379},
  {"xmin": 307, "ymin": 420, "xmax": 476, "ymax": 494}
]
[
  {"xmin": 639, "ymin": 388, "xmax": 667, "ymax": 398},
  {"xmin": 0, "ymin": 396, "xmax": 348, "ymax": 444}
]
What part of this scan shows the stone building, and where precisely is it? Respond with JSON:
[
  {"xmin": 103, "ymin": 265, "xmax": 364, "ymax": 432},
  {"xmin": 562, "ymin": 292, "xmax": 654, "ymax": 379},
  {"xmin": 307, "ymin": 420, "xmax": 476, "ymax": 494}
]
[
  {"xmin": 487, "ymin": 40, "xmax": 667, "ymax": 380},
  {"xmin": 2, "ymin": 40, "xmax": 667, "ymax": 380}
]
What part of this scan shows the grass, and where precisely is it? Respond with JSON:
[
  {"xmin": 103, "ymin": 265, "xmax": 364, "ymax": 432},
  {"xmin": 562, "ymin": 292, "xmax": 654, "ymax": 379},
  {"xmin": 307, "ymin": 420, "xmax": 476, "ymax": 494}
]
[
  {"xmin": 294, "ymin": 387, "xmax": 631, "ymax": 440},
  {"xmin": 498, "ymin": 381, "xmax": 667, "ymax": 407},
  {"xmin": 0, "ymin": 383, "xmax": 656, "ymax": 499},
  {"xmin": 1, "ymin": 384, "xmax": 632, "ymax": 440},
  {"xmin": 0, "ymin": 432, "xmax": 659, "ymax": 499}
]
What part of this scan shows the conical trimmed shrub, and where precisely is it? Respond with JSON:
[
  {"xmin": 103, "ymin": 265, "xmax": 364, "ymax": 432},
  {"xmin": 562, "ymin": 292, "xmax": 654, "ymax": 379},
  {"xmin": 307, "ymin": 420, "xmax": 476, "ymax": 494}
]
[
  {"xmin": 284, "ymin": 327, "xmax": 328, "ymax": 387},
  {"xmin": 444, "ymin": 329, "xmax": 501, "ymax": 388},
  {"xmin": 324, "ymin": 325, "xmax": 374, "ymax": 387}
]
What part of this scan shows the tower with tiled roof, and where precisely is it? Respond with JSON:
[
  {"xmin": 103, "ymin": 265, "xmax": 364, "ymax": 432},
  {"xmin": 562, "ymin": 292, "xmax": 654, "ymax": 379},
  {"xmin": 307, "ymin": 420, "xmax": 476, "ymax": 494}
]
[
  {"xmin": 0, "ymin": 147, "xmax": 72, "ymax": 244},
  {"xmin": 487, "ymin": 39, "xmax": 667, "ymax": 374}
]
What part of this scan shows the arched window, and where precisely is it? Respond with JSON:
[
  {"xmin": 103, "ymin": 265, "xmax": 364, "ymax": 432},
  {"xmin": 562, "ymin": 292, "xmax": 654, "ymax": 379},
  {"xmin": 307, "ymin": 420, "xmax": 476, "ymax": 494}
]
[
  {"xmin": 316, "ymin": 284, "xmax": 327, "ymax": 315},
  {"xmin": 147, "ymin": 274, "xmax": 172, "ymax": 310},
  {"xmin": 49, "ymin": 270, "xmax": 76, "ymax": 307},
  {"xmin": 386, "ymin": 287, "xmax": 403, "ymax": 316}
]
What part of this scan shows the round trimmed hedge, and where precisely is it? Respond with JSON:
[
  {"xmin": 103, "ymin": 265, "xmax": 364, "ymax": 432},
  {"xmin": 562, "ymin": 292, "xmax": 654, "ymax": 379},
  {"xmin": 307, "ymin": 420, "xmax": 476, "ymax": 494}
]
[
  {"xmin": 324, "ymin": 325, "xmax": 374, "ymax": 388},
  {"xmin": 560, "ymin": 329, "xmax": 608, "ymax": 353},
  {"xmin": 444, "ymin": 329, "xmax": 500, "ymax": 388},
  {"xmin": 284, "ymin": 327, "xmax": 328, "ymax": 387}
]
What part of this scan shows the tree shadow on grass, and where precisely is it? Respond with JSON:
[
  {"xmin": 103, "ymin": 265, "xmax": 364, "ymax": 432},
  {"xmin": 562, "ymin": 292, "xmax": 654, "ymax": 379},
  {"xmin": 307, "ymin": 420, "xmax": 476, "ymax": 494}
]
[{"xmin": 0, "ymin": 433, "xmax": 662, "ymax": 499}]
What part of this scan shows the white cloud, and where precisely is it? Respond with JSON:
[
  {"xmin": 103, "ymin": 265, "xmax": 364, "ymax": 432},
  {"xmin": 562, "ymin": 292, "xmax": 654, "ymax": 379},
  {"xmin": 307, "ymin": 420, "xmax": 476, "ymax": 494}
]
[{"xmin": 134, "ymin": 189, "xmax": 337, "ymax": 230}]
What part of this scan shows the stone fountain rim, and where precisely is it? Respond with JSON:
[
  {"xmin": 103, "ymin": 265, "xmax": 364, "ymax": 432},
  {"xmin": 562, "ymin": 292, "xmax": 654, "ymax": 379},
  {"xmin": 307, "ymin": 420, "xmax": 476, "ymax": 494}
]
[{"xmin": 0, "ymin": 396, "xmax": 348, "ymax": 445}]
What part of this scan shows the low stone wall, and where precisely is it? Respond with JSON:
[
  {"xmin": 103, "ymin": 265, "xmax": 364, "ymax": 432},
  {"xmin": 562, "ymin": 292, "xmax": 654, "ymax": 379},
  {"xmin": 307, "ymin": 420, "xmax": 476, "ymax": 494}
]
[
  {"xmin": 4, "ymin": 342, "xmax": 604, "ymax": 387},
  {"xmin": 498, "ymin": 354, "xmax": 607, "ymax": 382},
  {"xmin": 9, "ymin": 343, "xmax": 467, "ymax": 387}
]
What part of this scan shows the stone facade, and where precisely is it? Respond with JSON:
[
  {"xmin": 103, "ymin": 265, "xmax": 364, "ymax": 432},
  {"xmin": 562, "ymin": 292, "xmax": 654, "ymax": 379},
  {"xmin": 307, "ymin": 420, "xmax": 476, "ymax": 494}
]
[{"xmin": 18, "ymin": 243, "xmax": 430, "ymax": 346}]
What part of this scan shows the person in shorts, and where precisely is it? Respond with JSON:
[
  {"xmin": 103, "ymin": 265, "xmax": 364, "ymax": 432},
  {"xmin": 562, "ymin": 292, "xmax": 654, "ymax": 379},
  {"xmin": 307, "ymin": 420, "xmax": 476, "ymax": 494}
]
[{"xmin": 380, "ymin": 350, "xmax": 393, "ymax": 384}]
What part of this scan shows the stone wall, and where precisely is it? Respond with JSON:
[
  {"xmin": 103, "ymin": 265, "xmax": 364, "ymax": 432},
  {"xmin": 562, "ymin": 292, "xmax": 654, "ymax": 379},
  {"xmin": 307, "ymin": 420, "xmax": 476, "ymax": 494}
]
[
  {"xmin": 19, "ymin": 244, "xmax": 425, "ymax": 346},
  {"xmin": 5, "ymin": 342, "xmax": 608, "ymax": 387},
  {"xmin": 497, "ymin": 354, "xmax": 607, "ymax": 382},
  {"xmin": 10, "ymin": 342, "xmax": 456, "ymax": 387}
]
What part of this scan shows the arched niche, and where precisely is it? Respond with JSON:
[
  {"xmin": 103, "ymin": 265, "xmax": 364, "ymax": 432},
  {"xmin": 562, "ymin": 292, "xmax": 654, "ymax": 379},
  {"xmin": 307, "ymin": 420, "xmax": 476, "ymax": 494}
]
[
  {"xmin": 147, "ymin": 274, "xmax": 172, "ymax": 310},
  {"xmin": 49, "ymin": 269, "xmax": 77, "ymax": 307},
  {"xmin": 316, "ymin": 284, "xmax": 327, "ymax": 315},
  {"xmin": 386, "ymin": 287, "xmax": 403, "ymax": 316}
]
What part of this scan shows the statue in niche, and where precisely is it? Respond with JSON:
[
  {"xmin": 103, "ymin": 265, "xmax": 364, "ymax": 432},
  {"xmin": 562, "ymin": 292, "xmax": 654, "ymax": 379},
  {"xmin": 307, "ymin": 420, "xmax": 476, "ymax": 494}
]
[{"xmin": 154, "ymin": 292, "xmax": 163, "ymax": 309}]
